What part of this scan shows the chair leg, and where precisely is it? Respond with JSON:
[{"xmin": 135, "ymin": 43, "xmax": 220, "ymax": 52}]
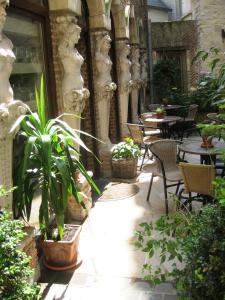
[
  {"xmin": 140, "ymin": 145, "xmax": 148, "ymax": 171},
  {"xmin": 146, "ymin": 175, "xmax": 154, "ymax": 203},
  {"xmin": 163, "ymin": 179, "xmax": 169, "ymax": 215},
  {"xmin": 175, "ymin": 181, "xmax": 181, "ymax": 195},
  {"xmin": 188, "ymin": 192, "xmax": 192, "ymax": 211},
  {"xmin": 177, "ymin": 188, "xmax": 184, "ymax": 210}
]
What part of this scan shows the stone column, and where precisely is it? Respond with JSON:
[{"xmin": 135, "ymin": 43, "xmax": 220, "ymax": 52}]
[
  {"xmin": 116, "ymin": 39, "xmax": 133, "ymax": 138},
  {"xmin": 131, "ymin": 45, "xmax": 142, "ymax": 123},
  {"xmin": 90, "ymin": 31, "xmax": 117, "ymax": 176},
  {"xmin": 140, "ymin": 50, "xmax": 148, "ymax": 113},
  {"xmin": 0, "ymin": 0, "xmax": 28, "ymax": 208},
  {"xmin": 56, "ymin": 15, "xmax": 90, "ymax": 132}
]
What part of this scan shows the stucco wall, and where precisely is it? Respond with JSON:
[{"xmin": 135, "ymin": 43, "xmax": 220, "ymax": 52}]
[{"xmin": 191, "ymin": 0, "xmax": 225, "ymax": 73}]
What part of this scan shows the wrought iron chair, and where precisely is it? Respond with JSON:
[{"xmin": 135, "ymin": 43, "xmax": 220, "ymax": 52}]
[
  {"xmin": 179, "ymin": 104, "xmax": 199, "ymax": 139},
  {"xmin": 126, "ymin": 123, "xmax": 161, "ymax": 171},
  {"xmin": 178, "ymin": 162, "xmax": 215, "ymax": 210},
  {"xmin": 146, "ymin": 140, "xmax": 183, "ymax": 214}
]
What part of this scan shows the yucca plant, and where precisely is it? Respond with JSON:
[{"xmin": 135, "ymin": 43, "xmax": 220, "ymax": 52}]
[{"xmin": 11, "ymin": 77, "xmax": 100, "ymax": 240}]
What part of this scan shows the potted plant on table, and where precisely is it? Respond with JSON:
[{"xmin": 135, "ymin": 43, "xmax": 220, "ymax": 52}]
[
  {"xmin": 197, "ymin": 124, "xmax": 219, "ymax": 148},
  {"xmin": 11, "ymin": 78, "xmax": 100, "ymax": 271},
  {"xmin": 155, "ymin": 106, "xmax": 166, "ymax": 119},
  {"xmin": 111, "ymin": 137, "xmax": 141, "ymax": 179}
]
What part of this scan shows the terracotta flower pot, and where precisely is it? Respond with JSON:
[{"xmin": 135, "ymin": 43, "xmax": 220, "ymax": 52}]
[
  {"xmin": 156, "ymin": 112, "xmax": 165, "ymax": 119},
  {"xmin": 201, "ymin": 136, "xmax": 214, "ymax": 148},
  {"xmin": 41, "ymin": 224, "xmax": 82, "ymax": 271}
]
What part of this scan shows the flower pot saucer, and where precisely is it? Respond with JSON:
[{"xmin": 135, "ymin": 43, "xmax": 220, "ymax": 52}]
[
  {"xmin": 200, "ymin": 143, "xmax": 214, "ymax": 148},
  {"xmin": 43, "ymin": 253, "xmax": 83, "ymax": 271}
]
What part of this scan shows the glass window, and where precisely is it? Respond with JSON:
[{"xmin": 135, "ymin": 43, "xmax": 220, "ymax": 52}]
[{"xmin": 4, "ymin": 13, "xmax": 47, "ymax": 110}]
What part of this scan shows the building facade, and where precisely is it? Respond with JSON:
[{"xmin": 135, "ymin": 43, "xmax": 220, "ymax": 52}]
[{"xmin": 0, "ymin": 0, "xmax": 150, "ymax": 197}]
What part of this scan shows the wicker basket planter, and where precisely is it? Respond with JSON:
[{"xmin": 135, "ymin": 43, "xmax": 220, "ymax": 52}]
[{"xmin": 112, "ymin": 157, "xmax": 138, "ymax": 179}]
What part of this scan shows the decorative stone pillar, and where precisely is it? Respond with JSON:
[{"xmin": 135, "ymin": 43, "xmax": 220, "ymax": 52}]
[
  {"xmin": 56, "ymin": 16, "xmax": 90, "ymax": 132},
  {"xmin": 90, "ymin": 31, "xmax": 117, "ymax": 176},
  {"xmin": 131, "ymin": 45, "xmax": 142, "ymax": 123},
  {"xmin": 116, "ymin": 39, "xmax": 133, "ymax": 138},
  {"xmin": 140, "ymin": 50, "xmax": 148, "ymax": 113},
  {"xmin": 0, "ymin": 0, "xmax": 28, "ymax": 208}
]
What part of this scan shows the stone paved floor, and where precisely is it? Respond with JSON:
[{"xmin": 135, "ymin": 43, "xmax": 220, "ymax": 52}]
[{"xmin": 40, "ymin": 137, "xmax": 208, "ymax": 300}]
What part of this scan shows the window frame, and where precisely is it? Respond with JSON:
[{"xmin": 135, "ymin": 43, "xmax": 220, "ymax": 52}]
[{"xmin": 6, "ymin": 0, "xmax": 57, "ymax": 117}]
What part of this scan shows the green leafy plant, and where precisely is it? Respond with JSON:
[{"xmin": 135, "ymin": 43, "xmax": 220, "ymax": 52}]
[
  {"xmin": 155, "ymin": 106, "xmax": 166, "ymax": 113},
  {"xmin": 0, "ymin": 209, "xmax": 41, "ymax": 300},
  {"xmin": 12, "ymin": 76, "xmax": 100, "ymax": 240},
  {"xmin": 134, "ymin": 195, "xmax": 225, "ymax": 299},
  {"xmin": 111, "ymin": 137, "xmax": 141, "ymax": 159},
  {"xmin": 153, "ymin": 58, "xmax": 181, "ymax": 102}
]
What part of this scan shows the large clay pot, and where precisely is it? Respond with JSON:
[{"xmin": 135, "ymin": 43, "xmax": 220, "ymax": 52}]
[{"xmin": 41, "ymin": 225, "xmax": 81, "ymax": 271}]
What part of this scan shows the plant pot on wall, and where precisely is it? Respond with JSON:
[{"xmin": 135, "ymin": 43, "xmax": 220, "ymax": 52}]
[{"xmin": 41, "ymin": 225, "xmax": 82, "ymax": 271}]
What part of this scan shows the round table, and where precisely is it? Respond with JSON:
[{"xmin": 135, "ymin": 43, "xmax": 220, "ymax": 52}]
[
  {"xmin": 145, "ymin": 116, "xmax": 182, "ymax": 138},
  {"xmin": 178, "ymin": 139, "xmax": 225, "ymax": 164},
  {"xmin": 207, "ymin": 113, "xmax": 224, "ymax": 123}
]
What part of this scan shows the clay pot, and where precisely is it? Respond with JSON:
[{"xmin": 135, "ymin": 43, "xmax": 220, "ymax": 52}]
[
  {"xmin": 201, "ymin": 136, "xmax": 214, "ymax": 148},
  {"xmin": 156, "ymin": 112, "xmax": 165, "ymax": 119},
  {"xmin": 41, "ymin": 225, "xmax": 82, "ymax": 271}
]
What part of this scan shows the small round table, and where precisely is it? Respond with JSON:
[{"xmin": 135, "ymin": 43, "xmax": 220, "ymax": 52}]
[
  {"xmin": 178, "ymin": 139, "xmax": 225, "ymax": 164},
  {"xmin": 145, "ymin": 116, "xmax": 182, "ymax": 138}
]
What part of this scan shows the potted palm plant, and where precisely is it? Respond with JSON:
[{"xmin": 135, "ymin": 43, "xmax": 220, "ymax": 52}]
[
  {"xmin": 198, "ymin": 124, "xmax": 218, "ymax": 148},
  {"xmin": 11, "ymin": 77, "xmax": 100, "ymax": 270},
  {"xmin": 111, "ymin": 137, "xmax": 141, "ymax": 179}
]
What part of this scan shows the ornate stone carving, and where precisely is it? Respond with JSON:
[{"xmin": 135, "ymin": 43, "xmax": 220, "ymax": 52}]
[
  {"xmin": 0, "ymin": 0, "xmax": 15, "ymax": 104},
  {"xmin": 140, "ymin": 51, "xmax": 148, "ymax": 88},
  {"xmin": 117, "ymin": 40, "xmax": 133, "ymax": 93},
  {"xmin": 57, "ymin": 16, "xmax": 89, "ymax": 114},
  {"xmin": 131, "ymin": 46, "xmax": 142, "ymax": 89},
  {"xmin": 95, "ymin": 32, "xmax": 117, "ymax": 147},
  {"xmin": 0, "ymin": 0, "xmax": 28, "ymax": 207}
]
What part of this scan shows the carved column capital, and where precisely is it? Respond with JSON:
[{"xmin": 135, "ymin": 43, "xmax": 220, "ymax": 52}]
[
  {"xmin": 57, "ymin": 15, "xmax": 89, "ymax": 115},
  {"xmin": 0, "ymin": 101, "xmax": 28, "ymax": 141}
]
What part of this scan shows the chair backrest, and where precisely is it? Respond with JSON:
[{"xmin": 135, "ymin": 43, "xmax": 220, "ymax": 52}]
[
  {"xmin": 179, "ymin": 162, "xmax": 215, "ymax": 197},
  {"xmin": 127, "ymin": 123, "xmax": 143, "ymax": 144},
  {"xmin": 150, "ymin": 140, "xmax": 178, "ymax": 173},
  {"xmin": 149, "ymin": 104, "xmax": 160, "ymax": 112},
  {"xmin": 187, "ymin": 104, "xmax": 198, "ymax": 120}
]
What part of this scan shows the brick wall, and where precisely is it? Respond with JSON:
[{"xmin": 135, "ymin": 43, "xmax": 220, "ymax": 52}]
[{"xmin": 151, "ymin": 20, "xmax": 198, "ymax": 88}]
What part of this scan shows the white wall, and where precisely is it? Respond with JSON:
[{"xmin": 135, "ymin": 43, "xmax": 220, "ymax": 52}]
[{"xmin": 148, "ymin": 8, "xmax": 169, "ymax": 22}]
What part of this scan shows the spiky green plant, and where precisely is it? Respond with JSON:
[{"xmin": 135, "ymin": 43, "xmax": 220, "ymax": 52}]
[{"xmin": 11, "ymin": 76, "xmax": 100, "ymax": 240}]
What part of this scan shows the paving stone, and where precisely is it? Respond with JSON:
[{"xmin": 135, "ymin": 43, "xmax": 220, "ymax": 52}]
[
  {"xmin": 154, "ymin": 283, "xmax": 177, "ymax": 294},
  {"xmin": 139, "ymin": 292, "xmax": 163, "ymax": 300},
  {"xmin": 164, "ymin": 295, "xmax": 177, "ymax": 300}
]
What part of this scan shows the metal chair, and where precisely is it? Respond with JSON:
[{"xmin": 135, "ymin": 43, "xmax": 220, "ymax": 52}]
[
  {"xmin": 178, "ymin": 162, "xmax": 215, "ymax": 210},
  {"xmin": 146, "ymin": 140, "xmax": 183, "ymax": 214},
  {"xmin": 126, "ymin": 123, "xmax": 161, "ymax": 171},
  {"xmin": 178, "ymin": 104, "xmax": 199, "ymax": 139}
]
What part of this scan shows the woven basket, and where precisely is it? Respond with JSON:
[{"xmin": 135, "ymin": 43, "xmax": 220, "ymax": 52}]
[{"xmin": 111, "ymin": 157, "xmax": 138, "ymax": 179}]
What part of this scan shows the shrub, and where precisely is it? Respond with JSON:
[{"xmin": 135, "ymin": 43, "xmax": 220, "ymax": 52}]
[
  {"xmin": 111, "ymin": 137, "xmax": 141, "ymax": 159},
  {"xmin": 0, "ymin": 210, "xmax": 41, "ymax": 300},
  {"xmin": 134, "ymin": 183, "xmax": 225, "ymax": 299}
]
